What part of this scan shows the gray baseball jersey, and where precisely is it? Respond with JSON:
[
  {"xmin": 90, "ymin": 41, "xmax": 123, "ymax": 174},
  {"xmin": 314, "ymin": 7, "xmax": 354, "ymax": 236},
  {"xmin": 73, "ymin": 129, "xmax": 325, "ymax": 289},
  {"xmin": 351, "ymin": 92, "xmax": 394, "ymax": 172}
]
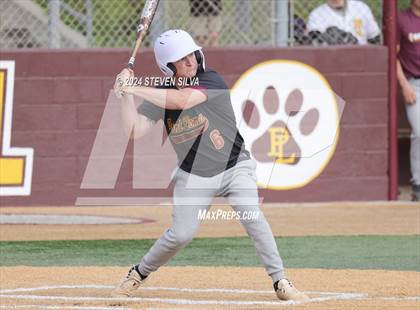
[{"xmin": 138, "ymin": 69, "xmax": 250, "ymax": 177}]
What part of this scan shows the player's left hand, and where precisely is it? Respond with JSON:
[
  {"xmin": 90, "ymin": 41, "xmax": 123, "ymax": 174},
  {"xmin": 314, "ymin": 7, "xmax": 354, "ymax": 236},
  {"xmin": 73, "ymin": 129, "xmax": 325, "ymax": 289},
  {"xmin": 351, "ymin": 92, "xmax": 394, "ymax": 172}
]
[{"xmin": 114, "ymin": 68, "xmax": 133, "ymax": 98}]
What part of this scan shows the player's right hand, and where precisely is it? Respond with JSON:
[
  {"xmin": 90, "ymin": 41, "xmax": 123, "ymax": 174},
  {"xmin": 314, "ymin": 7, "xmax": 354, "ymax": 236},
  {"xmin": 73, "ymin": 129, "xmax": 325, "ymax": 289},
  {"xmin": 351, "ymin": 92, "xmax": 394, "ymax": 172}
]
[
  {"xmin": 114, "ymin": 68, "xmax": 134, "ymax": 98},
  {"xmin": 402, "ymin": 83, "xmax": 416, "ymax": 105}
]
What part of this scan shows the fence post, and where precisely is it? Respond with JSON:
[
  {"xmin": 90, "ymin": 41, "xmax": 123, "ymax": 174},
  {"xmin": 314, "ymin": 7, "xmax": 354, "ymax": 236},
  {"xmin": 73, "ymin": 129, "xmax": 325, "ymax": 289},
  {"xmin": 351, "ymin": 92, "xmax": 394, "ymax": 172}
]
[
  {"xmin": 48, "ymin": 0, "xmax": 61, "ymax": 48},
  {"xmin": 383, "ymin": 0, "xmax": 398, "ymax": 200},
  {"xmin": 274, "ymin": 0, "xmax": 289, "ymax": 46}
]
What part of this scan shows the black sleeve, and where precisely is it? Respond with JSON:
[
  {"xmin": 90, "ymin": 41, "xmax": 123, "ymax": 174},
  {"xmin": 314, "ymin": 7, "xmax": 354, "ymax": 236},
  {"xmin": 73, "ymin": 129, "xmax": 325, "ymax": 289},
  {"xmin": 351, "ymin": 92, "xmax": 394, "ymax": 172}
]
[
  {"xmin": 194, "ymin": 70, "xmax": 229, "ymax": 103},
  {"xmin": 137, "ymin": 101, "xmax": 164, "ymax": 122}
]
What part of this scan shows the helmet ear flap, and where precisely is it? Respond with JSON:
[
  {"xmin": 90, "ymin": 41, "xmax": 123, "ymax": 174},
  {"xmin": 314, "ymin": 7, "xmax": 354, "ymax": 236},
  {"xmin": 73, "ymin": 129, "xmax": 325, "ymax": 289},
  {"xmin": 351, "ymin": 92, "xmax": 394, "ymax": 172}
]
[
  {"xmin": 194, "ymin": 50, "xmax": 205, "ymax": 73},
  {"xmin": 167, "ymin": 63, "xmax": 177, "ymax": 76}
]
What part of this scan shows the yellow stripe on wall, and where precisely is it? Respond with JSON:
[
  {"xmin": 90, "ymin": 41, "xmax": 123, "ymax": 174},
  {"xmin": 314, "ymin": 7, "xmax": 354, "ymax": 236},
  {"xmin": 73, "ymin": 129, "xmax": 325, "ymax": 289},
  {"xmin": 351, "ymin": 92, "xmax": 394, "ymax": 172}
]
[
  {"xmin": 0, "ymin": 70, "xmax": 25, "ymax": 185},
  {"xmin": 0, "ymin": 158, "xmax": 24, "ymax": 184}
]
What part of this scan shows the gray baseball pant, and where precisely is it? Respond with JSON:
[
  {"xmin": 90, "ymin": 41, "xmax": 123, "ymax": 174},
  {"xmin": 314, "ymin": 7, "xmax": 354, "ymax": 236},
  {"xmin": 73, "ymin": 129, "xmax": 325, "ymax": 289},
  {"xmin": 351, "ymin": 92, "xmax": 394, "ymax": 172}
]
[
  {"xmin": 406, "ymin": 78, "xmax": 420, "ymax": 185},
  {"xmin": 137, "ymin": 159, "xmax": 285, "ymax": 283}
]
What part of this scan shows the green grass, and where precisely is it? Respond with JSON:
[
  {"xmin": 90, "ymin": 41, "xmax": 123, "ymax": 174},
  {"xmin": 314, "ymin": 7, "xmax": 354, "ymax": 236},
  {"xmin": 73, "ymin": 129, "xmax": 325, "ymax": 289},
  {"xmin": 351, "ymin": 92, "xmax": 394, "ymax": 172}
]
[{"xmin": 0, "ymin": 235, "xmax": 419, "ymax": 271}]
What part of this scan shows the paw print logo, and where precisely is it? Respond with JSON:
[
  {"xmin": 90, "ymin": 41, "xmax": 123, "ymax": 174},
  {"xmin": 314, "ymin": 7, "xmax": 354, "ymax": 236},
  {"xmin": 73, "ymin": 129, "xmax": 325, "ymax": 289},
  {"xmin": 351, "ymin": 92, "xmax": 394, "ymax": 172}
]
[
  {"xmin": 231, "ymin": 60, "xmax": 343, "ymax": 189},
  {"xmin": 243, "ymin": 86, "xmax": 319, "ymax": 166}
]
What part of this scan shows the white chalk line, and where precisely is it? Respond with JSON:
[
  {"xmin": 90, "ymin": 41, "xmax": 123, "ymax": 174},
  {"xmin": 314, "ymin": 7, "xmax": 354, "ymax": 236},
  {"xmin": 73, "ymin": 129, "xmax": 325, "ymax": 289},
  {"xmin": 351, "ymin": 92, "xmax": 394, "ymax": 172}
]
[
  {"xmin": 0, "ymin": 285, "xmax": 358, "ymax": 295},
  {"xmin": 0, "ymin": 294, "xmax": 299, "ymax": 306},
  {"xmin": 0, "ymin": 285, "xmax": 113, "ymax": 294},
  {"xmin": 0, "ymin": 305, "xmax": 129, "ymax": 310},
  {"xmin": 0, "ymin": 285, "xmax": 363, "ymax": 305},
  {"xmin": 0, "ymin": 285, "xmax": 419, "ymax": 307}
]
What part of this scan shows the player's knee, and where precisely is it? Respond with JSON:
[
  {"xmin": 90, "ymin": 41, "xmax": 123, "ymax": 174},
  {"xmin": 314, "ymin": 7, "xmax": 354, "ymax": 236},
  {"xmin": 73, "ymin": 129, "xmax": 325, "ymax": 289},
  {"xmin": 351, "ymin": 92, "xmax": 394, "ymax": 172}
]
[{"xmin": 172, "ymin": 229, "xmax": 195, "ymax": 246}]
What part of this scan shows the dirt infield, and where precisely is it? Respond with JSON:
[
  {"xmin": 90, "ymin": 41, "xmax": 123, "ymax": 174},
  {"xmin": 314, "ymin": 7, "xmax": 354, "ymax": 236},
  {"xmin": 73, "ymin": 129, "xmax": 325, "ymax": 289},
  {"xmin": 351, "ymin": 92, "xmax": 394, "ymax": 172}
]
[
  {"xmin": 0, "ymin": 202, "xmax": 419, "ymax": 241},
  {"xmin": 0, "ymin": 202, "xmax": 419, "ymax": 309},
  {"xmin": 0, "ymin": 267, "xmax": 419, "ymax": 309}
]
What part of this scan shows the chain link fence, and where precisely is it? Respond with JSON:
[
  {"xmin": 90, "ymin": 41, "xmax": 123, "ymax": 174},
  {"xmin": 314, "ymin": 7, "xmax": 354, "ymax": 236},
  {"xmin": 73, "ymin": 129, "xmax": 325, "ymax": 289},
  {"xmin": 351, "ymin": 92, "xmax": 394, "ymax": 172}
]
[{"xmin": 0, "ymin": 0, "xmax": 411, "ymax": 49}]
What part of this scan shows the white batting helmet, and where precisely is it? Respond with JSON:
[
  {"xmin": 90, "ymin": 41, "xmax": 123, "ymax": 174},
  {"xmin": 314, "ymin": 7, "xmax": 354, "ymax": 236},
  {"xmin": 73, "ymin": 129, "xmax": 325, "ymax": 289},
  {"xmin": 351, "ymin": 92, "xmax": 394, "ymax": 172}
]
[{"xmin": 154, "ymin": 29, "xmax": 205, "ymax": 76}]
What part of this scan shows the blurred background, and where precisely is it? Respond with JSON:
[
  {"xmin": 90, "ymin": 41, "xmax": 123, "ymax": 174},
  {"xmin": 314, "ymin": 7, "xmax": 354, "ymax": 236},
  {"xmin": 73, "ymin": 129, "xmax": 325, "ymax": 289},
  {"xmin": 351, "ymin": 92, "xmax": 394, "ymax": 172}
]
[{"xmin": 0, "ymin": 0, "xmax": 412, "ymax": 49}]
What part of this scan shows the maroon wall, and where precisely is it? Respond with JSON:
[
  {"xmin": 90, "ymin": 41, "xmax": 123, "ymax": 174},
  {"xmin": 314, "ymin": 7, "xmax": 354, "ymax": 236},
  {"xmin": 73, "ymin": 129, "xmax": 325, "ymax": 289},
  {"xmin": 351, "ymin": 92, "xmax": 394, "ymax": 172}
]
[{"xmin": 0, "ymin": 46, "xmax": 388, "ymax": 206}]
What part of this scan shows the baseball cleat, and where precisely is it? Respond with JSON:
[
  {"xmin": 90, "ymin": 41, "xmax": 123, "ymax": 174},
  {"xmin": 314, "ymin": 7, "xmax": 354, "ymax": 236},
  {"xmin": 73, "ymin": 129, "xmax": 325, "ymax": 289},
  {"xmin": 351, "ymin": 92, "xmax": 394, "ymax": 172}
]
[
  {"xmin": 111, "ymin": 265, "xmax": 147, "ymax": 297},
  {"xmin": 274, "ymin": 278, "xmax": 309, "ymax": 301}
]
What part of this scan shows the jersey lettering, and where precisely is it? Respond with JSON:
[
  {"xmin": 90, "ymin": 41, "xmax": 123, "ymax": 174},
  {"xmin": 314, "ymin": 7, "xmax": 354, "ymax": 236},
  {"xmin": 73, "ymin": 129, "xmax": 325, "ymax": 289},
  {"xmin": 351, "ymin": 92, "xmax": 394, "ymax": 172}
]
[
  {"xmin": 353, "ymin": 18, "xmax": 364, "ymax": 37},
  {"xmin": 210, "ymin": 129, "xmax": 225, "ymax": 150}
]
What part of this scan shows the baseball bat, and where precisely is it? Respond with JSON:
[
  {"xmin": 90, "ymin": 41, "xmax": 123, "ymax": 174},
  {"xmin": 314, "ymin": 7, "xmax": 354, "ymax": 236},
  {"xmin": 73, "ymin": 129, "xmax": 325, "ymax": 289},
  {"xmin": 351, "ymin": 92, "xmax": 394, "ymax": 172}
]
[{"xmin": 127, "ymin": 0, "xmax": 160, "ymax": 70}]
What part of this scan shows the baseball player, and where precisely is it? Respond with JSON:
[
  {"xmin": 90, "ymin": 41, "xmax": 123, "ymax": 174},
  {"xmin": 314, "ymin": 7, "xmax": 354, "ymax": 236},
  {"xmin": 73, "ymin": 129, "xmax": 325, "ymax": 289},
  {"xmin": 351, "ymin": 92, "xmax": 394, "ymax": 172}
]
[
  {"xmin": 397, "ymin": 0, "xmax": 420, "ymax": 201},
  {"xmin": 112, "ymin": 29, "xmax": 308, "ymax": 301},
  {"xmin": 307, "ymin": 0, "xmax": 381, "ymax": 45}
]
